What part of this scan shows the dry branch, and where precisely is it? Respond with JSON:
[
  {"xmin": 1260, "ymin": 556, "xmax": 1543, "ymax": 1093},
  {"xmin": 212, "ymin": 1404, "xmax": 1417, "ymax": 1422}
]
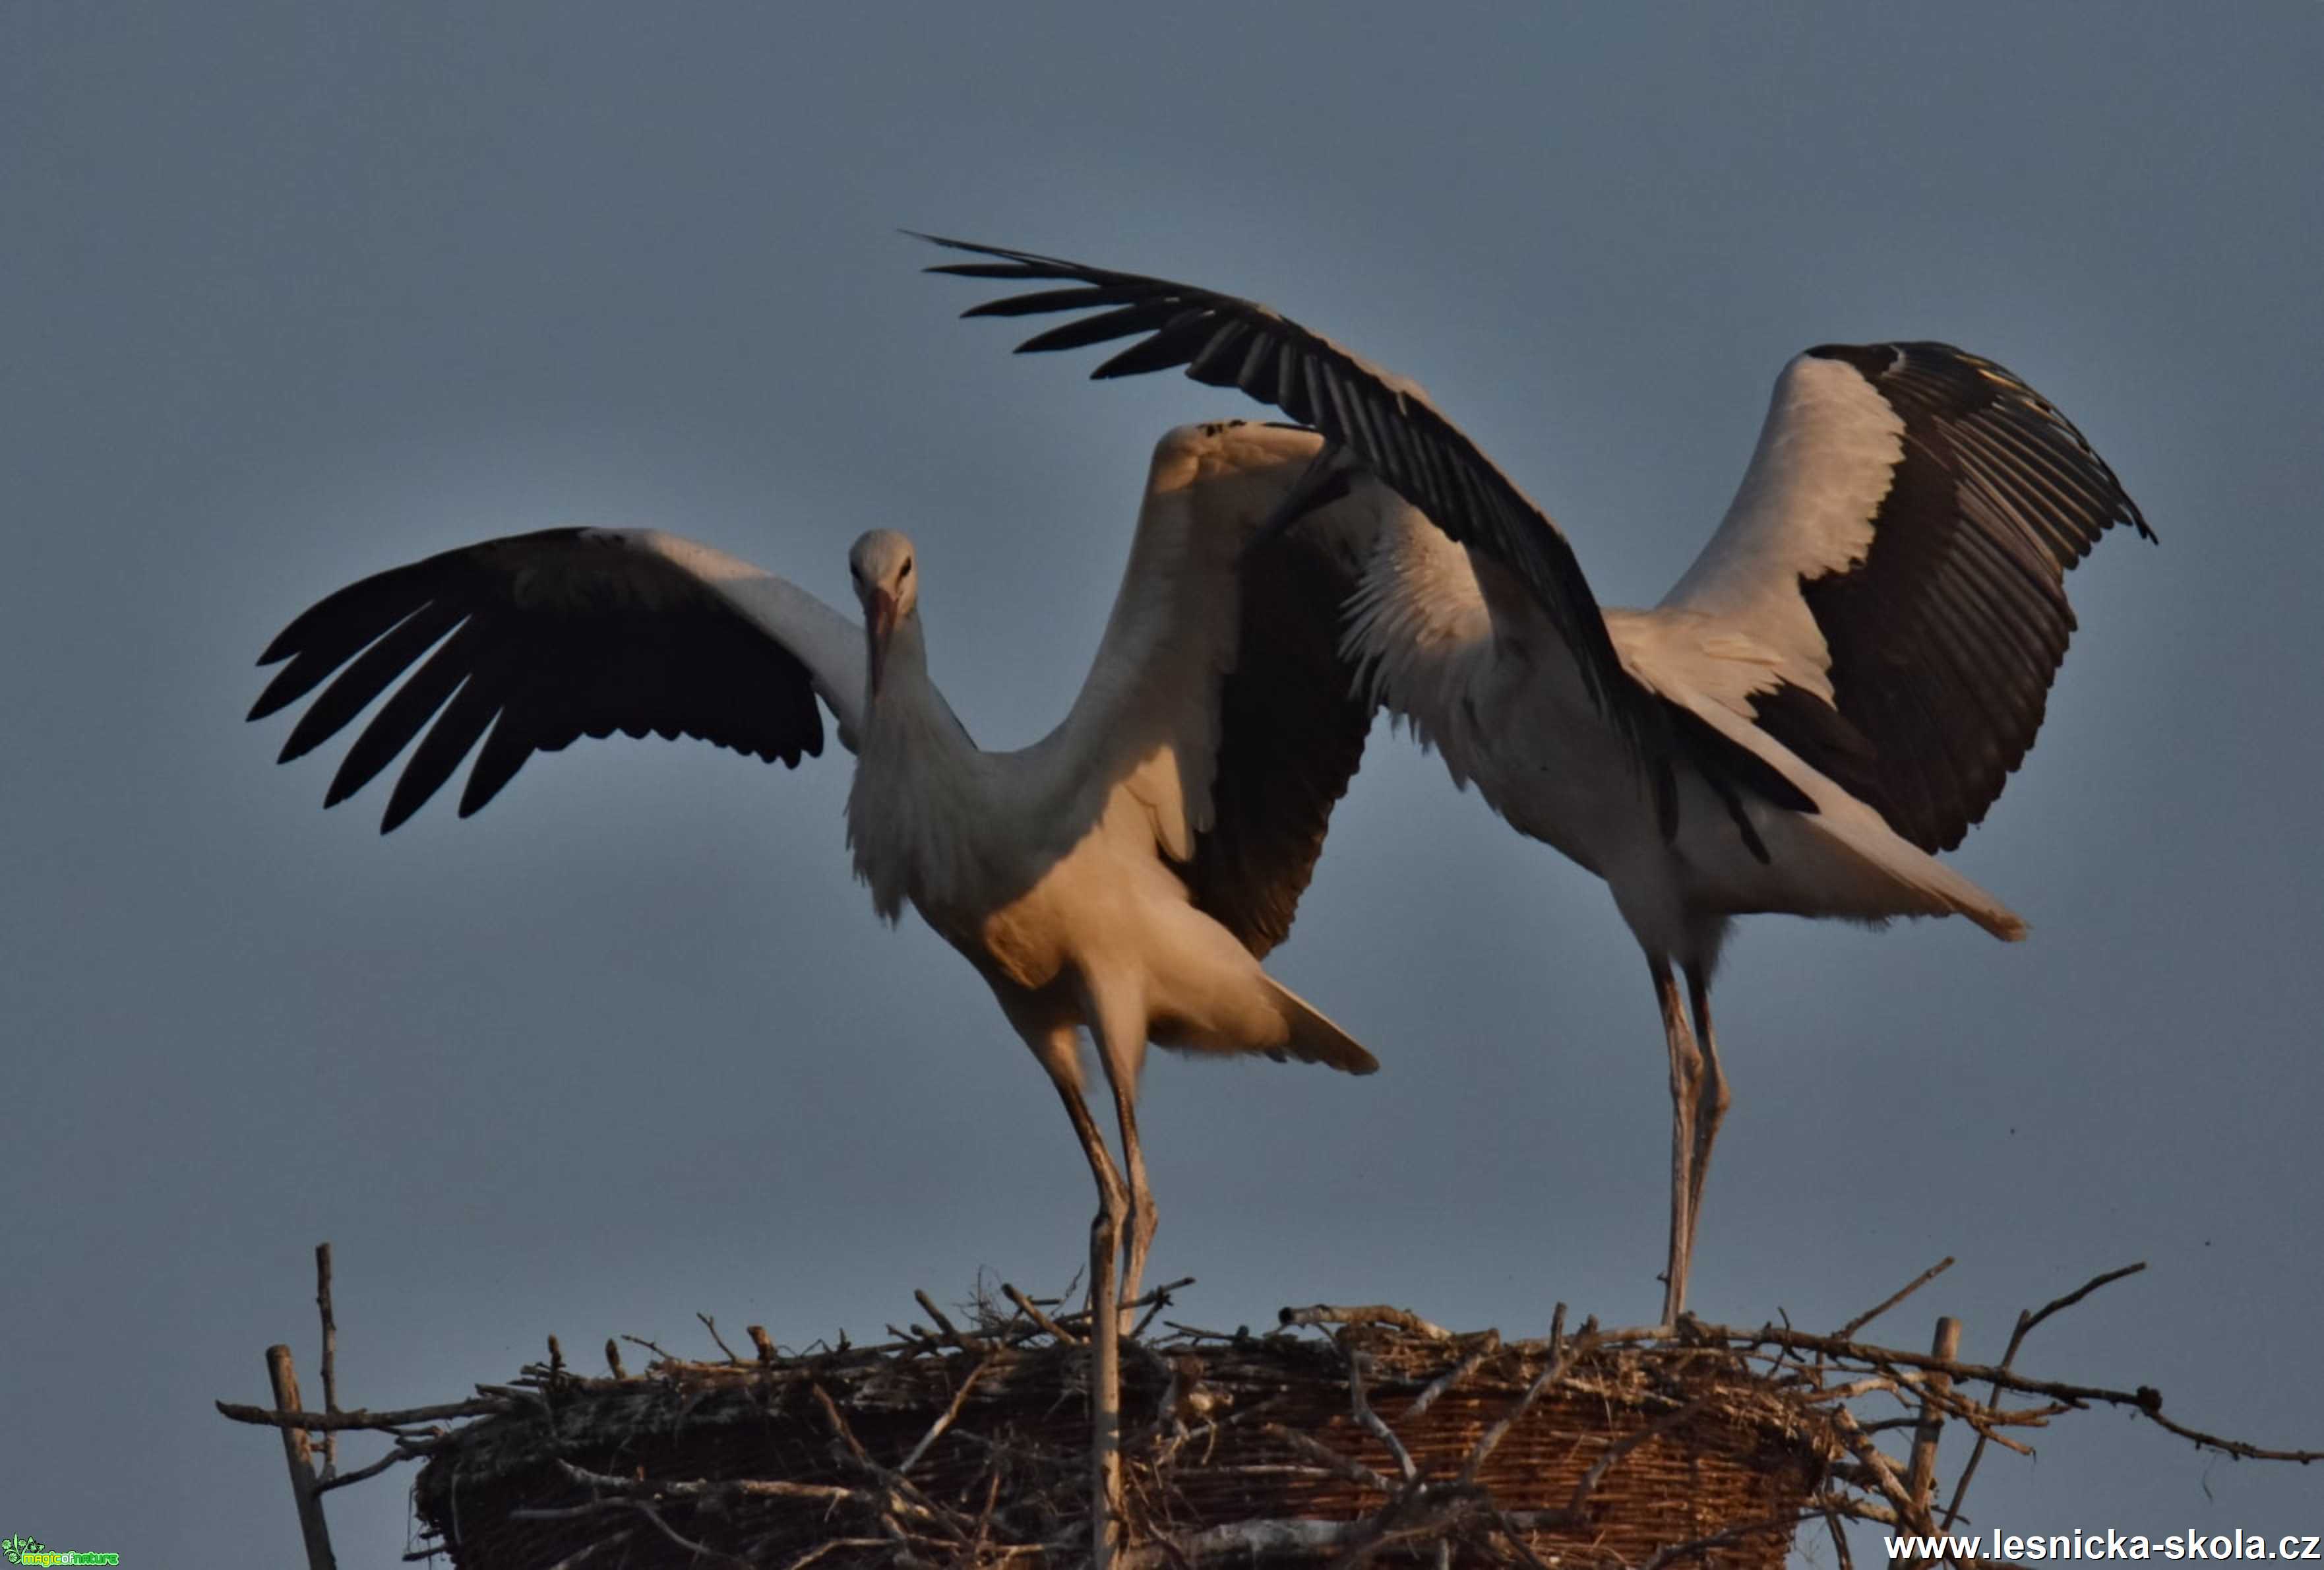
[
  {"xmin": 1837, "ymin": 1257, "xmax": 1955, "ymax": 1341},
  {"xmin": 266, "ymin": 1344, "xmax": 339, "ymax": 1570},
  {"xmin": 1279, "ymin": 1303, "xmax": 1454, "ymax": 1341},
  {"xmin": 315, "ymin": 1243, "xmax": 340, "ymax": 1479}
]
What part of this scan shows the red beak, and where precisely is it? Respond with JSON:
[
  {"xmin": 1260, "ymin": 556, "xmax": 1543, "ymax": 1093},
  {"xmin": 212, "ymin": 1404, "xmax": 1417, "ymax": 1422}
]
[{"xmin": 867, "ymin": 587, "xmax": 897, "ymax": 697}]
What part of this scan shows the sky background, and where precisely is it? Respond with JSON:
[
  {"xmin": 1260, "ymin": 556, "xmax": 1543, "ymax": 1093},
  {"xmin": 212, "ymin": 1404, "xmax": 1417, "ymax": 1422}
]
[{"xmin": 7, "ymin": 4, "xmax": 2321, "ymax": 1562}]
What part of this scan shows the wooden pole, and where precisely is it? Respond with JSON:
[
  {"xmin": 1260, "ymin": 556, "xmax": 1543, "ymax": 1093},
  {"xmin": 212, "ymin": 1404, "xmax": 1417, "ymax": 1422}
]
[
  {"xmin": 1893, "ymin": 1315, "xmax": 1961, "ymax": 1568},
  {"xmin": 1089, "ymin": 1208, "xmax": 1123, "ymax": 1570},
  {"xmin": 313, "ymin": 1243, "xmax": 338, "ymax": 1479},
  {"xmin": 266, "ymin": 1344, "xmax": 340, "ymax": 1570}
]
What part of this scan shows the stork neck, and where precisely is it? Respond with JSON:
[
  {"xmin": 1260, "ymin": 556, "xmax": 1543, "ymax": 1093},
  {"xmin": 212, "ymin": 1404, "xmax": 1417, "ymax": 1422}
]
[
  {"xmin": 862, "ymin": 614, "xmax": 964, "ymax": 759},
  {"xmin": 847, "ymin": 611, "xmax": 981, "ymax": 926}
]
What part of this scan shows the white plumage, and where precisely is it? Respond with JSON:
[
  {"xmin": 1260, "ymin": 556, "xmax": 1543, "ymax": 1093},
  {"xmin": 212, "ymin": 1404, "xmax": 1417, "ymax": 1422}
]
[
  {"xmin": 249, "ymin": 419, "xmax": 1429, "ymax": 1559},
  {"xmin": 929, "ymin": 235, "xmax": 2154, "ymax": 1323},
  {"xmin": 250, "ymin": 424, "xmax": 1407, "ymax": 1312}
]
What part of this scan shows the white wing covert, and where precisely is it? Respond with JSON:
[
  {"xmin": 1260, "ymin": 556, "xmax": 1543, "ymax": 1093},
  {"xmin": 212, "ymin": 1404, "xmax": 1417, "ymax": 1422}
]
[
  {"xmin": 1033, "ymin": 422, "xmax": 1374, "ymax": 955},
  {"xmin": 1662, "ymin": 344, "xmax": 2153, "ymax": 852}
]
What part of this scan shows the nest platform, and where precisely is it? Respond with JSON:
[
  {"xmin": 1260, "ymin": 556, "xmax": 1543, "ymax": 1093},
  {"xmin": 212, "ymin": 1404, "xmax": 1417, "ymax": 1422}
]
[{"xmin": 411, "ymin": 1299, "xmax": 1833, "ymax": 1568}]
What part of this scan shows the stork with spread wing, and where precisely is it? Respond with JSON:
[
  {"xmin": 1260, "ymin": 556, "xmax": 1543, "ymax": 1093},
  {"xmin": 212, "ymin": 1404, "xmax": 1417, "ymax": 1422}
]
[{"xmin": 926, "ymin": 233, "xmax": 2154, "ymax": 1324}]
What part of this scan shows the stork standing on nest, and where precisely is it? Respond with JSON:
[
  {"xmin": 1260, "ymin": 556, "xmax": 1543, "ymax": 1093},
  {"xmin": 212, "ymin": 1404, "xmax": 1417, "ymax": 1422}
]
[
  {"xmin": 925, "ymin": 234, "xmax": 2155, "ymax": 1325},
  {"xmin": 247, "ymin": 422, "xmax": 1407, "ymax": 1561}
]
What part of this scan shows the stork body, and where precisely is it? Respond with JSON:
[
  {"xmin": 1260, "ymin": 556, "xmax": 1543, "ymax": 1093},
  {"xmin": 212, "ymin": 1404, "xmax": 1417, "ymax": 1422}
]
[
  {"xmin": 247, "ymin": 424, "xmax": 1393, "ymax": 1557},
  {"xmin": 929, "ymin": 235, "xmax": 2153, "ymax": 1323},
  {"xmin": 1336, "ymin": 502, "xmax": 2029, "ymax": 1313}
]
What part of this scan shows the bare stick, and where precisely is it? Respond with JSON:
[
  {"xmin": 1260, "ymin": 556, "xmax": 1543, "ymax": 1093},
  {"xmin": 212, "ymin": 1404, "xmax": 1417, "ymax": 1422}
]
[
  {"xmin": 1255, "ymin": 1422, "xmax": 1395, "ymax": 1494},
  {"xmin": 1405, "ymin": 1331, "xmax": 1500, "ymax": 1419},
  {"xmin": 914, "ymin": 1289, "xmax": 993, "ymax": 1354},
  {"xmin": 1597, "ymin": 1321, "xmax": 2135, "ymax": 1408},
  {"xmin": 1459, "ymin": 1303, "xmax": 1572, "ymax": 1486},
  {"xmin": 1942, "ymin": 1263, "xmax": 2146, "ymax": 1530},
  {"xmin": 266, "ymin": 1345, "xmax": 339, "ymax": 1570},
  {"xmin": 1566, "ymin": 1393, "xmax": 1711, "ymax": 1515},
  {"xmin": 1346, "ymin": 1350, "xmax": 1417, "ymax": 1483},
  {"xmin": 1279, "ymin": 1303, "xmax": 1453, "ymax": 1341},
  {"xmin": 1004, "ymin": 1282, "xmax": 1080, "ymax": 1346},
  {"xmin": 1838, "ymin": 1257, "xmax": 1955, "ymax": 1341},
  {"xmin": 1090, "ymin": 1207, "xmax": 1124, "ymax": 1570},
  {"xmin": 1893, "ymin": 1316, "xmax": 1961, "ymax": 1565},
  {"xmin": 805, "ymin": 1383, "xmax": 960, "ymax": 1531},
  {"xmin": 2019, "ymin": 1261, "xmax": 2147, "ymax": 1338},
  {"xmin": 1825, "ymin": 1402, "xmax": 1922, "ymax": 1523},
  {"xmin": 696, "ymin": 1311, "xmax": 741, "ymax": 1364},
  {"xmin": 1130, "ymin": 1279, "xmax": 1185, "ymax": 1340},
  {"xmin": 313, "ymin": 1442, "xmax": 431, "ymax": 1494},
  {"xmin": 314, "ymin": 1243, "xmax": 339, "ymax": 1479},
  {"xmin": 555, "ymin": 1457, "xmax": 862, "ymax": 1507},
  {"xmin": 1827, "ymin": 1503, "xmax": 1858, "ymax": 1570},
  {"xmin": 899, "ymin": 1356, "xmax": 993, "ymax": 1476},
  {"xmin": 218, "ymin": 1395, "xmax": 510, "ymax": 1431},
  {"xmin": 2139, "ymin": 1410, "xmax": 2324, "ymax": 1462},
  {"xmin": 1054, "ymin": 1276, "xmax": 1194, "ymax": 1336}
]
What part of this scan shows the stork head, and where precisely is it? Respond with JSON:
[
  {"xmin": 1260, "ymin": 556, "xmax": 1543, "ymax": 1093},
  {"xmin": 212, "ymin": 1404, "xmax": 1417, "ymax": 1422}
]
[{"xmin": 848, "ymin": 528, "xmax": 919, "ymax": 698}]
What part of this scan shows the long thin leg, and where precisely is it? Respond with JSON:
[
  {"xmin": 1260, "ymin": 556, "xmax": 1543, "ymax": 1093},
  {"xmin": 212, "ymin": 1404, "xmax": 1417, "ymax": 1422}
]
[
  {"xmin": 1682, "ymin": 963, "xmax": 1730, "ymax": 1277},
  {"xmin": 1085, "ymin": 982, "xmax": 1157, "ymax": 1340},
  {"xmin": 1043, "ymin": 1063, "xmax": 1127, "ymax": 1570},
  {"xmin": 1108, "ymin": 1076, "xmax": 1157, "ymax": 1329},
  {"xmin": 1651, "ymin": 956, "xmax": 1703, "ymax": 1327}
]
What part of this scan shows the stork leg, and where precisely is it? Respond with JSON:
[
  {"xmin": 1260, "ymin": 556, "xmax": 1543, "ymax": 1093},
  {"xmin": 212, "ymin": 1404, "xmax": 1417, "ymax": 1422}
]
[
  {"xmin": 1107, "ymin": 1075, "xmax": 1157, "ymax": 1331},
  {"xmin": 1038, "ymin": 1050, "xmax": 1128, "ymax": 1569},
  {"xmin": 1651, "ymin": 956, "xmax": 1703, "ymax": 1327},
  {"xmin": 1081, "ymin": 983, "xmax": 1157, "ymax": 1338},
  {"xmin": 1682, "ymin": 964, "xmax": 1730, "ymax": 1275}
]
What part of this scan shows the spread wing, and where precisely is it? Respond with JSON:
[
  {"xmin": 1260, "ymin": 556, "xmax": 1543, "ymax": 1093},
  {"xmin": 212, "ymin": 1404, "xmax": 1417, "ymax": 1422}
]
[
  {"xmin": 1661, "ymin": 344, "xmax": 2153, "ymax": 852},
  {"xmin": 1029, "ymin": 420, "xmax": 1380, "ymax": 956},
  {"xmin": 919, "ymin": 233, "xmax": 1668, "ymax": 772},
  {"xmin": 250, "ymin": 527, "xmax": 865, "ymax": 831}
]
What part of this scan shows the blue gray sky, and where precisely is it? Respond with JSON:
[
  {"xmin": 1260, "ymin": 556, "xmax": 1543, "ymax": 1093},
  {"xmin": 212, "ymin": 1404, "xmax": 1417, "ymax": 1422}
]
[{"xmin": 7, "ymin": 5, "xmax": 2321, "ymax": 1561}]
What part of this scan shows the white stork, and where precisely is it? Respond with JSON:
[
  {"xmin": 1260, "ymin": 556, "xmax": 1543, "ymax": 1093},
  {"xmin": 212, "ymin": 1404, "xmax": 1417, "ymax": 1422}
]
[
  {"xmin": 248, "ymin": 423, "xmax": 1421, "ymax": 1559},
  {"xmin": 925, "ymin": 234, "xmax": 2155, "ymax": 1323},
  {"xmin": 247, "ymin": 425, "xmax": 1410, "ymax": 1307}
]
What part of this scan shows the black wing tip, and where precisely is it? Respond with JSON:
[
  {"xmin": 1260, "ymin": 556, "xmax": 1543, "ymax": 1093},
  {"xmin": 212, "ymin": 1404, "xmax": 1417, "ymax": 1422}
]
[
  {"xmin": 1810, "ymin": 338, "xmax": 2158, "ymax": 546},
  {"xmin": 913, "ymin": 232, "xmax": 1077, "ymax": 278},
  {"xmin": 907, "ymin": 229, "xmax": 989, "ymax": 254}
]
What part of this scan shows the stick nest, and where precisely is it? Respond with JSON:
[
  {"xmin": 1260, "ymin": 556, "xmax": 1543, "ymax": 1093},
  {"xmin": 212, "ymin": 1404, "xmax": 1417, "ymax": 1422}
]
[{"xmin": 410, "ymin": 1293, "xmax": 1833, "ymax": 1569}]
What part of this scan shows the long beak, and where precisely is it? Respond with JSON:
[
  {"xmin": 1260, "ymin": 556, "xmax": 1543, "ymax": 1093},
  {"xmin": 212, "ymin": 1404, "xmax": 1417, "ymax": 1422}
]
[{"xmin": 867, "ymin": 588, "xmax": 898, "ymax": 698}]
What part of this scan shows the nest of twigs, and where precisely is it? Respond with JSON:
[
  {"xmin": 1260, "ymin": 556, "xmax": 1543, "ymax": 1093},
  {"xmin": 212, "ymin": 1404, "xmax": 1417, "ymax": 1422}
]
[
  {"xmin": 218, "ymin": 1259, "xmax": 2322, "ymax": 1569},
  {"xmin": 407, "ymin": 1289, "xmax": 1837, "ymax": 1569}
]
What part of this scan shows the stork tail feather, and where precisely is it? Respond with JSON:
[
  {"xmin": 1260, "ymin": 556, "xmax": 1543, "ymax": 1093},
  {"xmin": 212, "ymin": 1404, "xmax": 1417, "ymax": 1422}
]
[{"xmin": 1263, "ymin": 977, "xmax": 1380, "ymax": 1075}]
